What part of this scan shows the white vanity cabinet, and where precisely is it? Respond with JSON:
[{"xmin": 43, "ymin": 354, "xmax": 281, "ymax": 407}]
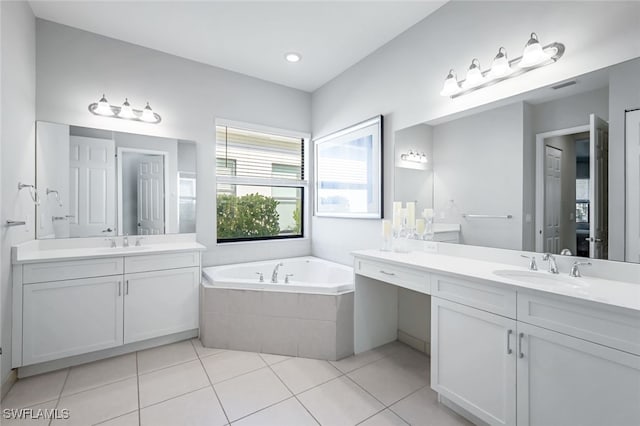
[{"xmin": 14, "ymin": 248, "xmax": 202, "ymax": 369}]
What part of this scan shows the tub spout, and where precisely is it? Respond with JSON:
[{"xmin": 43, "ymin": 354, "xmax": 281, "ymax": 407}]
[{"xmin": 271, "ymin": 262, "xmax": 284, "ymax": 283}]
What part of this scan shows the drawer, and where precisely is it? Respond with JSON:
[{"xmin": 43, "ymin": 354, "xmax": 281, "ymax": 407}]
[
  {"xmin": 23, "ymin": 257, "xmax": 124, "ymax": 284},
  {"xmin": 124, "ymin": 251, "xmax": 200, "ymax": 273},
  {"xmin": 518, "ymin": 291, "xmax": 640, "ymax": 355},
  {"xmin": 431, "ymin": 273, "xmax": 516, "ymax": 318},
  {"xmin": 355, "ymin": 259, "xmax": 430, "ymax": 294}
]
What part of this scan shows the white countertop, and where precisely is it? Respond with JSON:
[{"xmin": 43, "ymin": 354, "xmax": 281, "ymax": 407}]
[
  {"xmin": 13, "ymin": 240, "xmax": 206, "ymax": 264},
  {"xmin": 352, "ymin": 249, "xmax": 640, "ymax": 313}
]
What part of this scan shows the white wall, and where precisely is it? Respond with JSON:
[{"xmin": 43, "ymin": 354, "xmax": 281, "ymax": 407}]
[
  {"xmin": 36, "ymin": 19, "xmax": 312, "ymax": 266},
  {"xmin": 1, "ymin": 0, "xmax": 36, "ymax": 386},
  {"xmin": 310, "ymin": 1, "xmax": 640, "ymax": 265},
  {"xmin": 432, "ymin": 103, "xmax": 525, "ymax": 250}
]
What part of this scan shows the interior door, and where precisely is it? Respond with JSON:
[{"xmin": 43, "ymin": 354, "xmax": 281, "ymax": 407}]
[
  {"xmin": 626, "ymin": 109, "xmax": 640, "ymax": 263},
  {"xmin": 137, "ymin": 154, "xmax": 165, "ymax": 235},
  {"xmin": 544, "ymin": 146, "xmax": 562, "ymax": 254},
  {"xmin": 589, "ymin": 114, "xmax": 609, "ymax": 259},
  {"xmin": 69, "ymin": 136, "xmax": 116, "ymax": 237}
]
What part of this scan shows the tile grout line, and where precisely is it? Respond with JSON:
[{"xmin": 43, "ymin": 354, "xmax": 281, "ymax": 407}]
[
  {"xmin": 385, "ymin": 384, "xmax": 431, "ymax": 425},
  {"xmin": 135, "ymin": 351, "xmax": 141, "ymax": 426},
  {"xmin": 138, "ymin": 384, "xmax": 211, "ymax": 411},
  {"xmin": 92, "ymin": 409, "xmax": 139, "ymax": 426},
  {"xmin": 49, "ymin": 368, "xmax": 70, "ymax": 426},
  {"xmin": 190, "ymin": 339, "xmax": 231, "ymax": 425}
]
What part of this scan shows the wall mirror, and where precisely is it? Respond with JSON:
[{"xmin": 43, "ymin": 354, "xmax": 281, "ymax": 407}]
[
  {"xmin": 393, "ymin": 57, "xmax": 639, "ymax": 263},
  {"xmin": 36, "ymin": 122, "xmax": 197, "ymax": 239},
  {"xmin": 314, "ymin": 115, "xmax": 383, "ymax": 218}
]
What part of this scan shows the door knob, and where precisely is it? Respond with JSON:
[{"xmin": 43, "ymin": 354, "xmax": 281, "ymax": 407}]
[{"xmin": 102, "ymin": 228, "xmax": 113, "ymax": 233}]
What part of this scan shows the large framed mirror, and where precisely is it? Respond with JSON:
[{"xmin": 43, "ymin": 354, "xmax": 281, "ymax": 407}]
[
  {"xmin": 36, "ymin": 122, "xmax": 197, "ymax": 239},
  {"xmin": 393, "ymin": 57, "xmax": 639, "ymax": 263}
]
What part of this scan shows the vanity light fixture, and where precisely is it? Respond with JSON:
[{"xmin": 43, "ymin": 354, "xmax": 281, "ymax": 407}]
[
  {"xmin": 440, "ymin": 32, "xmax": 564, "ymax": 98},
  {"xmin": 88, "ymin": 94, "xmax": 162, "ymax": 124},
  {"xmin": 400, "ymin": 149, "xmax": 428, "ymax": 164}
]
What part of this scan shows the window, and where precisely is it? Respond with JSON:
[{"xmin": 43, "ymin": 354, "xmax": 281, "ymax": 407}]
[{"xmin": 216, "ymin": 124, "xmax": 306, "ymax": 242}]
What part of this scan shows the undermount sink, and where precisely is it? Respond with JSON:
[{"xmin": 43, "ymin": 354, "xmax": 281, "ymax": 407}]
[{"xmin": 492, "ymin": 269, "xmax": 588, "ymax": 288}]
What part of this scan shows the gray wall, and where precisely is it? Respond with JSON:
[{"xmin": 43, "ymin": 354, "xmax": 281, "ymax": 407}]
[
  {"xmin": 1, "ymin": 0, "xmax": 36, "ymax": 387},
  {"xmin": 35, "ymin": 19, "xmax": 312, "ymax": 266}
]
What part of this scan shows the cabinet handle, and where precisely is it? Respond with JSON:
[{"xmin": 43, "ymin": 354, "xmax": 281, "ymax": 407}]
[
  {"xmin": 379, "ymin": 270, "xmax": 396, "ymax": 276},
  {"xmin": 118, "ymin": 281, "xmax": 121, "ymax": 296},
  {"xmin": 518, "ymin": 332, "xmax": 525, "ymax": 358},
  {"xmin": 125, "ymin": 280, "xmax": 129, "ymax": 295},
  {"xmin": 506, "ymin": 329, "xmax": 513, "ymax": 354}
]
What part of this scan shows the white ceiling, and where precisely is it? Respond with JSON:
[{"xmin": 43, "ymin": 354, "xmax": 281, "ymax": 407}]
[{"xmin": 29, "ymin": 1, "xmax": 447, "ymax": 92}]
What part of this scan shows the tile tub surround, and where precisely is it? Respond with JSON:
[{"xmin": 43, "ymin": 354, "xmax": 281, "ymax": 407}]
[
  {"xmin": 0, "ymin": 339, "xmax": 470, "ymax": 426},
  {"xmin": 200, "ymin": 288, "xmax": 354, "ymax": 361}
]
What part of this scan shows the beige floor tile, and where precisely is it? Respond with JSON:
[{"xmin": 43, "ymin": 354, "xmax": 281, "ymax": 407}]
[
  {"xmin": 191, "ymin": 338, "xmax": 225, "ymax": 359},
  {"xmin": 348, "ymin": 348, "xmax": 428, "ymax": 405},
  {"xmin": 137, "ymin": 340, "xmax": 197, "ymax": 374},
  {"xmin": 201, "ymin": 350, "xmax": 266, "ymax": 384},
  {"xmin": 52, "ymin": 377, "xmax": 138, "ymax": 426},
  {"xmin": 95, "ymin": 411, "xmax": 140, "ymax": 426},
  {"xmin": 140, "ymin": 387, "xmax": 227, "ymax": 426},
  {"xmin": 232, "ymin": 397, "xmax": 317, "ymax": 426},
  {"xmin": 138, "ymin": 360, "xmax": 209, "ymax": 408},
  {"xmin": 2, "ymin": 369, "xmax": 68, "ymax": 409},
  {"xmin": 1, "ymin": 399, "xmax": 58, "ymax": 425},
  {"xmin": 272, "ymin": 357, "xmax": 341, "ymax": 394},
  {"xmin": 297, "ymin": 377, "xmax": 384, "ymax": 426},
  {"xmin": 359, "ymin": 409, "xmax": 409, "ymax": 426},
  {"xmin": 62, "ymin": 353, "xmax": 137, "ymax": 396},
  {"xmin": 390, "ymin": 387, "xmax": 472, "ymax": 426},
  {"xmin": 214, "ymin": 367, "xmax": 291, "ymax": 422},
  {"xmin": 259, "ymin": 353, "xmax": 291, "ymax": 366},
  {"xmin": 330, "ymin": 347, "xmax": 388, "ymax": 374}
]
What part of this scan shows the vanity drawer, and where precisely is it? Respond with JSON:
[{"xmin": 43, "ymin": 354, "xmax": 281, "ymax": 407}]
[
  {"xmin": 23, "ymin": 257, "xmax": 124, "ymax": 284},
  {"xmin": 355, "ymin": 259, "xmax": 430, "ymax": 294},
  {"xmin": 124, "ymin": 251, "xmax": 200, "ymax": 273},
  {"xmin": 518, "ymin": 292, "xmax": 640, "ymax": 355},
  {"xmin": 431, "ymin": 273, "xmax": 516, "ymax": 318}
]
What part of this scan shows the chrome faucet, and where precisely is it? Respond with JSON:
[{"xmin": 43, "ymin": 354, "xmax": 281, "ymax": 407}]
[
  {"xmin": 105, "ymin": 238, "xmax": 116, "ymax": 248},
  {"xmin": 542, "ymin": 253, "xmax": 559, "ymax": 274},
  {"xmin": 123, "ymin": 234, "xmax": 129, "ymax": 248},
  {"xmin": 271, "ymin": 262, "xmax": 284, "ymax": 283},
  {"xmin": 520, "ymin": 254, "xmax": 538, "ymax": 271},
  {"xmin": 569, "ymin": 261, "xmax": 591, "ymax": 278}
]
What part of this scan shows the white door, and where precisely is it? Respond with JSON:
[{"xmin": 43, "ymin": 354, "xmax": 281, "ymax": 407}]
[
  {"xmin": 22, "ymin": 276, "xmax": 124, "ymax": 365},
  {"xmin": 69, "ymin": 136, "xmax": 116, "ymax": 237},
  {"xmin": 431, "ymin": 297, "xmax": 516, "ymax": 426},
  {"xmin": 544, "ymin": 146, "xmax": 562, "ymax": 254},
  {"xmin": 137, "ymin": 155, "xmax": 165, "ymax": 235},
  {"xmin": 626, "ymin": 109, "xmax": 640, "ymax": 263},
  {"xmin": 123, "ymin": 267, "xmax": 199, "ymax": 344},
  {"xmin": 589, "ymin": 114, "xmax": 609, "ymax": 259},
  {"xmin": 516, "ymin": 322, "xmax": 640, "ymax": 426}
]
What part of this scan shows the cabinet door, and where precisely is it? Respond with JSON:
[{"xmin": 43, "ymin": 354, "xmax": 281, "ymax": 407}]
[
  {"xmin": 123, "ymin": 267, "xmax": 199, "ymax": 344},
  {"xmin": 517, "ymin": 322, "xmax": 640, "ymax": 426},
  {"xmin": 431, "ymin": 297, "xmax": 516, "ymax": 426},
  {"xmin": 22, "ymin": 276, "xmax": 123, "ymax": 365}
]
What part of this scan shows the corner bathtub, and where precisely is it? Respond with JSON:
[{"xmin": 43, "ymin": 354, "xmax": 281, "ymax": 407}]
[{"xmin": 200, "ymin": 256, "xmax": 354, "ymax": 360}]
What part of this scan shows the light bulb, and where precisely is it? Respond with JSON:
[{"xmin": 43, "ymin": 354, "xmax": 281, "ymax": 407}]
[
  {"xmin": 488, "ymin": 47, "xmax": 512, "ymax": 79},
  {"xmin": 440, "ymin": 69, "xmax": 461, "ymax": 96},
  {"xmin": 141, "ymin": 102, "xmax": 157, "ymax": 122},
  {"xmin": 94, "ymin": 94, "xmax": 113, "ymax": 116},
  {"xmin": 420, "ymin": 153, "xmax": 428, "ymax": 163},
  {"xmin": 518, "ymin": 32, "xmax": 552, "ymax": 68},
  {"xmin": 462, "ymin": 59, "xmax": 485, "ymax": 88},
  {"xmin": 118, "ymin": 98, "xmax": 135, "ymax": 119}
]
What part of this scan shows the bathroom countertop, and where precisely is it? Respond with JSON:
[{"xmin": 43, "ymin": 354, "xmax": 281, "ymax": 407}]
[
  {"xmin": 352, "ymin": 249, "xmax": 640, "ymax": 313},
  {"xmin": 12, "ymin": 241, "xmax": 206, "ymax": 264}
]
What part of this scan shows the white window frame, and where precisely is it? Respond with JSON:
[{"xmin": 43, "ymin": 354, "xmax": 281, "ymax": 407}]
[{"xmin": 215, "ymin": 118, "xmax": 310, "ymax": 243}]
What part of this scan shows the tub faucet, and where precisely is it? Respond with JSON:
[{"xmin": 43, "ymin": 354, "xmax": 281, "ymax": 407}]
[
  {"xmin": 271, "ymin": 262, "xmax": 284, "ymax": 283},
  {"xmin": 542, "ymin": 253, "xmax": 559, "ymax": 274}
]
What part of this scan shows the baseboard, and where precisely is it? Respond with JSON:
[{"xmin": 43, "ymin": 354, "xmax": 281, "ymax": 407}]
[
  {"xmin": 18, "ymin": 329, "xmax": 198, "ymax": 378},
  {"xmin": 397, "ymin": 329, "xmax": 431, "ymax": 355},
  {"xmin": 1, "ymin": 369, "xmax": 18, "ymax": 401}
]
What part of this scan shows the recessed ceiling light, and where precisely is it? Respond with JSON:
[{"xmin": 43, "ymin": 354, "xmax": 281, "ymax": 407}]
[{"xmin": 285, "ymin": 52, "xmax": 302, "ymax": 63}]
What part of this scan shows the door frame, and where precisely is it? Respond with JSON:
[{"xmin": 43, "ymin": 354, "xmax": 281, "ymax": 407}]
[
  {"xmin": 535, "ymin": 125, "xmax": 589, "ymax": 252},
  {"xmin": 116, "ymin": 147, "xmax": 169, "ymax": 236}
]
